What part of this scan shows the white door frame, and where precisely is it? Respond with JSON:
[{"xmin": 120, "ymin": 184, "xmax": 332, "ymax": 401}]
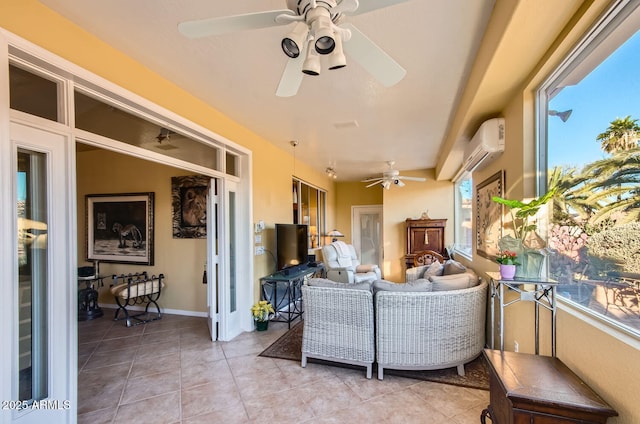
[
  {"xmin": 3, "ymin": 120, "xmax": 76, "ymax": 423},
  {"xmin": 1, "ymin": 29, "xmax": 255, "ymax": 422}
]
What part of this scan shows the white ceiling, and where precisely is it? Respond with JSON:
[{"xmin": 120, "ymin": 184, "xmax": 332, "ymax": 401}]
[{"xmin": 39, "ymin": 0, "xmax": 495, "ymax": 181}]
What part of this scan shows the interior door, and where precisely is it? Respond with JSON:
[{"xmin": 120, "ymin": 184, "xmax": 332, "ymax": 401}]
[
  {"xmin": 206, "ymin": 178, "xmax": 219, "ymax": 341},
  {"xmin": 9, "ymin": 122, "xmax": 74, "ymax": 423},
  {"xmin": 218, "ymin": 179, "xmax": 242, "ymax": 340},
  {"xmin": 352, "ymin": 205, "xmax": 383, "ymax": 270}
]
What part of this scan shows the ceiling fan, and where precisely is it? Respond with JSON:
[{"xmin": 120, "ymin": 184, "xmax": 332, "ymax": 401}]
[
  {"xmin": 178, "ymin": 0, "xmax": 408, "ymax": 97},
  {"xmin": 361, "ymin": 161, "xmax": 426, "ymax": 189}
]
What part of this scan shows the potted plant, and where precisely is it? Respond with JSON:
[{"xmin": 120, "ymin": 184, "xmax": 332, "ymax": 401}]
[
  {"xmin": 496, "ymin": 250, "xmax": 520, "ymax": 280},
  {"xmin": 251, "ymin": 300, "xmax": 274, "ymax": 331},
  {"xmin": 492, "ymin": 188, "xmax": 556, "ymax": 278}
]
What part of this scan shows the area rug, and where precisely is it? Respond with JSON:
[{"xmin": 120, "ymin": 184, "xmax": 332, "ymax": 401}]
[{"xmin": 259, "ymin": 320, "xmax": 489, "ymax": 390}]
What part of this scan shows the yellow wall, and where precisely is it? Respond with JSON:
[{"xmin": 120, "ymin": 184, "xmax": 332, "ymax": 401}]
[
  {"xmin": 0, "ymin": 0, "xmax": 336, "ymax": 307},
  {"xmin": 76, "ymin": 149, "xmax": 208, "ymax": 313},
  {"xmin": 334, "ymin": 181, "xmax": 383, "ymax": 242},
  {"xmin": 3, "ymin": 1, "xmax": 640, "ymax": 422},
  {"xmin": 383, "ymin": 169, "xmax": 454, "ymax": 282},
  {"xmin": 460, "ymin": 4, "xmax": 640, "ymax": 420}
]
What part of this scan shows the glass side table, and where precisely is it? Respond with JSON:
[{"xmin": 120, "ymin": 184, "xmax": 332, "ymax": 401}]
[{"xmin": 487, "ymin": 271, "xmax": 558, "ymax": 356}]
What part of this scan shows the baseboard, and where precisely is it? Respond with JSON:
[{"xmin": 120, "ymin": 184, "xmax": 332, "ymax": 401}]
[{"xmin": 99, "ymin": 303, "xmax": 208, "ymax": 318}]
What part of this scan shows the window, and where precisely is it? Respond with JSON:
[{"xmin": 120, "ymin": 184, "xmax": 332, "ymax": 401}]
[
  {"xmin": 292, "ymin": 178, "xmax": 326, "ymax": 249},
  {"xmin": 9, "ymin": 64, "xmax": 61, "ymax": 122},
  {"xmin": 454, "ymin": 172, "xmax": 473, "ymax": 258},
  {"xmin": 539, "ymin": 0, "xmax": 640, "ymax": 335}
]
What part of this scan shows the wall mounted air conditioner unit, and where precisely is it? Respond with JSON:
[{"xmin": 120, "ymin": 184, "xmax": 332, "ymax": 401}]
[{"xmin": 462, "ymin": 118, "xmax": 505, "ymax": 172}]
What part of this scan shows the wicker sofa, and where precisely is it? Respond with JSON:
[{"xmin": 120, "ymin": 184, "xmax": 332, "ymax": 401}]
[
  {"xmin": 300, "ymin": 255, "xmax": 487, "ymax": 381},
  {"xmin": 375, "ymin": 279, "xmax": 487, "ymax": 380}
]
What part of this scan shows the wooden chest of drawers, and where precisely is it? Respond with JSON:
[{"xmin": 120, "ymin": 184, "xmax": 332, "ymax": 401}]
[{"xmin": 482, "ymin": 349, "xmax": 617, "ymax": 424}]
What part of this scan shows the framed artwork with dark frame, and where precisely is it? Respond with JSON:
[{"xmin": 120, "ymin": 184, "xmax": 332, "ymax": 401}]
[
  {"xmin": 476, "ymin": 171, "xmax": 504, "ymax": 260},
  {"xmin": 171, "ymin": 175, "xmax": 210, "ymax": 239},
  {"xmin": 86, "ymin": 192, "xmax": 154, "ymax": 265}
]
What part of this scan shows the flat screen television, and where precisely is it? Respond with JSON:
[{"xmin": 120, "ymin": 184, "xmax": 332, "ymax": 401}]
[{"xmin": 275, "ymin": 223, "xmax": 308, "ymax": 271}]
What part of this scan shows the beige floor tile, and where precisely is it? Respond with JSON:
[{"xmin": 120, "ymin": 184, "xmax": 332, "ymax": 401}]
[
  {"xmin": 180, "ymin": 358, "xmax": 234, "ymax": 389},
  {"xmin": 120, "ymin": 368, "xmax": 181, "ymax": 405},
  {"xmin": 77, "ymin": 407, "xmax": 116, "ymax": 424},
  {"xmin": 181, "ymin": 381, "xmax": 244, "ymax": 418},
  {"xmin": 78, "ymin": 315, "xmax": 488, "ymax": 424},
  {"xmin": 113, "ymin": 391, "xmax": 181, "ymax": 424},
  {"xmin": 82, "ymin": 345, "xmax": 138, "ymax": 370},
  {"xmin": 182, "ymin": 404, "xmax": 249, "ymax": 424},
  {"xmin": 129, "ymin": 351, "xmax": 181, "ymax": 378}
]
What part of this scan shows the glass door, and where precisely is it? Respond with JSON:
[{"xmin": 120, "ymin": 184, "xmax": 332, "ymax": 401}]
[
  {"xmin": 8, "ymin": 122, "xmax": 74, "ymax": 423},
  {"xmin": 352, "ymin": 205, "xmax": 383, "ymax": 272}
]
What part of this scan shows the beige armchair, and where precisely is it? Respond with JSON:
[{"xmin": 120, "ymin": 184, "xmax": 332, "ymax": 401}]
[{"xmin": 322, "ymin": 241, "xmax": 381, "ymax": 284}]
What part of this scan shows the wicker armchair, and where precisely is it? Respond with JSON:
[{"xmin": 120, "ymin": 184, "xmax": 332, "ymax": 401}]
[
  {"xmin": 375, "ymin": 280, "xmax": 487, "ymax": 380},
  {"xmin": 301, "ymin": 281, "xmax": 375, "ymax": 378}
]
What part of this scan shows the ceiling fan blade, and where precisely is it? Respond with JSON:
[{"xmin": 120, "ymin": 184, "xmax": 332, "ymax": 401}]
[
  {"xmin": 398, "ymin": 176, "xmax": 427, "ymax": 182},
  {"xmin": 348, "ymin": 0, "xmax": 410, "ymax": 16},
  {"xmin": 276, "ymin": 43, "xmax": 306, "ymax": 97},
  {"xmin": 178, "ymin": 9, "xmax": 294, "ymax": 38},
  {"xmin": 341, "ymin": 23, "xmax": 406, "ymax": 87},
  {"xmin": 365, "ymin": 180, "xmax": 383, "ymax": 188}
]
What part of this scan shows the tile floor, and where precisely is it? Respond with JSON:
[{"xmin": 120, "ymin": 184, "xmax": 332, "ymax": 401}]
[{"xmin": 78, "ymin": 313, "xmax": 489, "ymax": 423}]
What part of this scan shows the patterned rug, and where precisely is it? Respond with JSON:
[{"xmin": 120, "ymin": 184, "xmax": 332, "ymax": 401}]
[{"xmin": 259, "ymin": 320, "xmax": 489, "ymax": 390}]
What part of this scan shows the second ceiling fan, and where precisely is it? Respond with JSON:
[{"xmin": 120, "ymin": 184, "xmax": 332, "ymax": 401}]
[
  {"xmin": 178, "ymin": 0, "xmax": 408, "ymax": 97},
  {"xmin": 361, "ymin": 161, "xmax": 426, "ymax": 189}
]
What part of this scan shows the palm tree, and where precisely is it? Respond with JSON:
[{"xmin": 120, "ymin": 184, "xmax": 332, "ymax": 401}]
[{"xmin": 596, "ymin": 115, "xmax": 640, "ymax": 153}]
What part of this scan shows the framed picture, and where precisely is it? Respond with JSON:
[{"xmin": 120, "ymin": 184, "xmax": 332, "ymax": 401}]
[
  {"xmin": 86, "ymin": 192, "xmax": 154, "ymax": 265},
  {"xmin": 171, "ymin": 175, "xmax": 210, "ymax": 239},
  {"xmin": 476, "ymin": 171, "xmax": 503, "ymax": 260}
]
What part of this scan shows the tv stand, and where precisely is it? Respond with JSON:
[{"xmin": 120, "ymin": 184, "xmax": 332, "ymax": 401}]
[{"xmin": 260, "ymin": 263, "xmax": 325, "ymax": 329}]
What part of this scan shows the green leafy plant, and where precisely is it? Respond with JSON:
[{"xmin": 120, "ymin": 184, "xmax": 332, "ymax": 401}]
[
  {"xmin": 496, "ymin": 250, "xmax": 520, "ymax": 265},
  {"xmin": 251, "ymin": 300, "xmax": 274, "ymax": 322},
  {"xmin": 492, "ymin": 188, "xmax": 556, "ymax": 243}
]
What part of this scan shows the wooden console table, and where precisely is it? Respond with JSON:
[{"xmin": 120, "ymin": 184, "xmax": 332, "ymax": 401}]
[{"xmin": 481, "ymin": 349, "xmax": 617, "ymax": 423}]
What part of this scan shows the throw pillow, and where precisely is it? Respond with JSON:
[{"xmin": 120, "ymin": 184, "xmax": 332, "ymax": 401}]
[
  {"xmin": 443, "ymin": 259, "xmax": 467, "ymax": 275},
  {"xmin": 307, "ymin": 278, "xmax": 372, "ymax": 291},
  {"xmin": 429, "ymin": 274, "xmax": 472, "ymax": 291},
  {"xmin": 424, "ymin": 261, "xmax": 444, "ymax": 278},
  {"xmin": 373, "ymin": 278, "xmax": 432, "ymax": 293},
  {"xmin": 356, "ymin": 264, "xmax": 378, "ymax": 273}
]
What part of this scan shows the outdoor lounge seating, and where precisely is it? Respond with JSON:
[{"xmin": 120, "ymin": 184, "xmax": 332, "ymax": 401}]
[{"xmin": 301, "ymin": 280, "xmax": 375, "ymax": 378}]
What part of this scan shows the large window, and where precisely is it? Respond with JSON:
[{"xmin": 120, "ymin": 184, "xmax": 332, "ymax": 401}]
[
  {"xmin": 454, "ymin": 172, "xmax": 473, "ymax": 258},
  {"xmin": 539, "ymin": 0, "xmax": 640, "ymax": 335}
]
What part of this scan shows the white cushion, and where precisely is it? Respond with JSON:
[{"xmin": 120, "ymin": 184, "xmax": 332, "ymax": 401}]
[
  {"xmin": 443, "ymin": 259, "xmax": 467, "ymax": 275},
  {"xmin": 429, "ymin": 274, "xmax": 473, "ymax": 291},
  {"xmin": 374, "ymin": 278, "xmax": 432, "ymax": 293},
  {"xmin": 307, "ymin": 278, "xmax": 372, "ymax": 291}
]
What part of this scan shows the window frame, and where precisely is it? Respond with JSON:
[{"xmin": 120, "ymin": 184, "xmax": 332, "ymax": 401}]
[{"xmin": 536, "ymin": 0, "xmax": 640, "ymax": 340}]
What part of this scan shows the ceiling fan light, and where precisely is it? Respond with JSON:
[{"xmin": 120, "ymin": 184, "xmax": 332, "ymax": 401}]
[
  {"xmin": 309, "ymin": 9, "xmax": 335, "ymax": 54},
  {"xmin": 281, "ymin": 22, "xmax": 309, "ymax": 58},
  {"xmin": 381, "ymin": 180, "xmax": 391, "ymax": 190},
  {"xmin": 328, "ymin": 32, "xmax": 346, "ymax": 70},
  {"xmin": 302, "ymin": 40, "xmax": 321, "ymax": 75}
]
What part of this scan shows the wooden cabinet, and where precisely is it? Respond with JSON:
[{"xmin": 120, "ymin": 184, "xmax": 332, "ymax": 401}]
[
  {"xmin": 404, "ymin": 218, "xmax": 446, "ymax": 268},
  {"xmin": 482, "ymin": 349, "xmax": 617, "ymax": 424}
]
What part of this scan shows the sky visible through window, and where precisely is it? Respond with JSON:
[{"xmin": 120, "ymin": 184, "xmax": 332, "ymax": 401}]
[{"xmin": 548, "ymin": 30, "xmax": 640, "ymax": 168}]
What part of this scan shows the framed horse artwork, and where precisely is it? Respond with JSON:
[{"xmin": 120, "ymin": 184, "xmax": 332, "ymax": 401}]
[{"xmin": 86, "ymin": 192, "xmax": 155, "ymax": 265}]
